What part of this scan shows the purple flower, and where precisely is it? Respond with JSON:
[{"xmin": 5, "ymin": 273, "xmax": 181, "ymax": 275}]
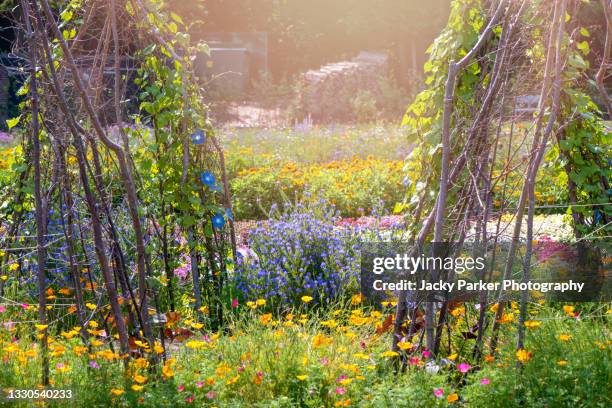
[{"xmin": 89, "ymin": 360, "xmax": 100, "ymax": 369}]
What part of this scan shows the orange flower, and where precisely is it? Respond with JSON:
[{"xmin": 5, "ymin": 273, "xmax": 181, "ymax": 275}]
[
  {"xmin": 447, "ymin": 393, "xmax": 459, "ymax": 403},
  {"xmin": 516, "ymin": 349, "xmax": 532, "ymax": 362}
]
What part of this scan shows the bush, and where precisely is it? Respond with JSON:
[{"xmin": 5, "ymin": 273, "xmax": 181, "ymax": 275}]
[
  {"xmin": 227, "ymin": 151, "xmax": 405, "ymax": 220},
  {"xmin": 232, "ymin": 201, "xmax": 360, "ymax": 305}
]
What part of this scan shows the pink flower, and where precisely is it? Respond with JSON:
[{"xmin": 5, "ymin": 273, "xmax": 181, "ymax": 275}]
[
  {"xmin": 433, "ymin": 388, "xmax": 444, "ymax": 398},
  {"xmin": 177, "ymin": 385, "xmax": 185, "ymax": 392},
  {"xmin": 336, "ymin": 375, "xmax": 349, "ymax": 383},
  {"xmin": 206, "ymin": 391, "xmax": 216, "ymax": 400},
  {"xmin": 335, "ymin": 387, "xmax": 346, "ymax": 395},
  {"xmin": 480, "ymin": 378, "xmax": 490, "ymax": 385},
  {"xmin": 88, "ymin": 361, "xmax": 100, "ymax": 369},
  {"xmin": 231, "ymin": 299, "xmax": 238, "ymax": 308},
  {"xmin": 185, "ymin": 396, "xmax": 194, "ymax": 403},
  {"xmin": 409, "ymin": 357, "xmax": 420, "ymax": 365},
  {"xmin": 422, "ymin": 350, "xmax": 431, "ymax": 358},
  {"xmin": 196, "ymin": 381, "xmax": 204, "ymax": 388},
  {"xmin": 237, "ymin": 366, "xmax": 245, "ymax": 373},
  {"xmin": 457, "ymin": 363, "xmax": 471, "ymax": 373},
  {"xmin": 319, "ymin": 357, "xmax": 330, "ymax": 365},
  {"xmin": 21, "ymin": 303, "xmax": 28, "ymax": 310},
  {"xmin": 360, "ymin": 340, "xmax": 366, "ymax": 349},
  {"xmin": 0, "ymin": 306, "xmax": 5, "ymax": 313}
]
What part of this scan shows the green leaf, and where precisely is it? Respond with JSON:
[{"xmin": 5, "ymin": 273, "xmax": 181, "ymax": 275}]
[
  {"xmin": 576, "ymin": 41, "xmax": 590, "ymax": 56},
  {"xmin": 170, "ymin": 12, "xmax": 184, "ymax": 24},
  {"xmin": 6, "ymin": 115, "xmax": 21, "ymax": 130},
  {"xmin": 60, "ymin": 10, "xmax": 73, "ymax": 22}
]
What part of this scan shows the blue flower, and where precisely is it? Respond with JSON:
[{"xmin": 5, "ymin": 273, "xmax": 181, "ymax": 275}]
[
  {"xmin": 211, "ymin": 212, "xmax": 225, "ymax": 228},
  {"xmin": 200, "ymin": 171, "xmax": 215, "ymax": 186},
  {"xmin": 191, "ymin": 129, "xmax": 205, "ymax": 145},
  {"xmin": 225, "ymin": 208, "xmax": 234, "ymax": 221}
]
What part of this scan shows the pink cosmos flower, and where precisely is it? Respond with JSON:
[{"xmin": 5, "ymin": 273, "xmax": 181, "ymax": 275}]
[
  {"xmin": 433, "ymin": 388, "xmax": 444, "ymax": 398},
  {"xmin": 422, "ymin": 350, "xmax": 431, "ymax": 358},
  {"xmin": 231, "ymin": 299, "xmax": 238, "ymax": 308},
  {"xmin": 196, "ymin": 381, "xmax": 204, "ymax": 388},
  {"xmin": 409, "ymin": 357, "xmax": 420, "ymax": 365},
  {"xmin": 335, "ymin": 387, "xmax": 346, "ymax": 395},
  {"xmin": 21, "ymin": 303, "xmax": 29, "ymax": 310},
  {"xmin": 457, "ymin": 363, "xmax": 471, "ymax": 373},
  {"xmin": 0, "ymin": 306, "xmax": 6, "ymax": 313},
  {"xmin": 481, "ymin": 378, "xmax": 491, "ymax": 385},
  {"xmin": 177, "ymin": 385, "xmax": 185, "ymax": 392},
  {"xmin": 185, "ymin": 396, "xmax": 194, "ymax": 403}
]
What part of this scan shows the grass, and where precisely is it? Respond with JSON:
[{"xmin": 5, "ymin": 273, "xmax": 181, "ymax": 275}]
[{"xmin": 221, "ymin": 124, "xmax": 410, "ymax": 164}]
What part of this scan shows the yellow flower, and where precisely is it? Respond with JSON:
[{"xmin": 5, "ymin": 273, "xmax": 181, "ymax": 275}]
[
  {"xmin": 497, "ymin": 313, "xmax": 514, "ymax": 324},
  {"xmin": 134, "ymin": 358, "xmax": 149, "ymax": 369},
  {"xmin": 397, "ymin": 341, "xmax": 413, "ymax": 351},
  {"xmin": 153, "ymin": 342, "xmax": 164, "ymax": 354},
  {"xmin": 448, "ymin": 353, "xmax": 458, "ymax": 361},
  {"xmin": 90, "ymin": 340, "xmax": 104, "ymax": 347},
  {"xmin": 559, "ymin": 334, "xmax": 571, "ymax": 342},
  {"xmin": 3, "ymin": 344, "xmax": 19, "ymax": 353},
  {"xmin": 312, "ymin": 334, "xmax": 332, "ymax": 348},
  {"xmin": 186, "ymin": 340, "xmax": 206, "ymax": 349},
  {"xmin": 0, "ymin": 275, "xmax": 7, "ymax": 281},
  {"xmin": 88, "ymin": 321, "xmax": 99, "ymax": 328},
  {"xmin": 73, "ymin": 346, "xmax": 87, "ymax": 356},
  {"xmin": 259, "ymin": 313, "xmax": 273, "ymax": 325},
  {"xmin": 191, "ymin": 322, "xmax": 204, "ymax": 329},
  {"xmin": 8, "ymin": 263, "xmax": 19, "ymax": 272},
  {"xmin": 35, "ymin": 324, "xmax": 48, "ymax": 331},
  {"xmin": 133, "ymin": 374, "xmax": 147, "ymax": 384},
  {"xmin": 557, "ymin": 360, "xmax": 568, "ymax": 366},
  {"xmin": 321, "ymin": 319, "xmax": 338, "ymax": 328},
  {"xmin": 447, "ymin": 393, "xmax": 459, "ymax": 403},
  {"xmin": 301, "ymin": 296, "xmax": 313, "ymax": 303},
  {"xmin": 562, "ymin": 305, "xmax": 574, "ymax": 315},
  {"xmin": 381, "ymin": 350, "xmax": 399, "ymax": 358},
  {"xmin": 516, "ymin": 349, "xmax": 532, "ymax": 362},
  {"xmin": 226, "ymin": 375, "xmax": 240, "ymax": 385},
  {"xmin": 524, "ymin": 320, "xmax": 542, "ymax": 329},
  {"xmin": 296, "ymin": 375, "xmax": 308, "ymax": 381},
  {"xmin": 131, "ymin": 385, "xmax": 144, "ymax": 392},
  {"xmin": 85, "ymin": 303, "xmax": 97, "ymax": 310},
  {"xmin": 351, "ymin": 294, "xmax": 364, "ymax": 305},
  {"xmin": 450, "ymin": 307, "xmax": 465, "ymax": 317},
  {"xmin": 256, "ymin": 299, "xmax": 266, "ymax": 306},
  {"xmin": 110, "ymin": 388, "xmax": 124, "ymax": 396},
  {"xmin": 215, "ymin": 363, "xmax": 232, "ymax": 378}
]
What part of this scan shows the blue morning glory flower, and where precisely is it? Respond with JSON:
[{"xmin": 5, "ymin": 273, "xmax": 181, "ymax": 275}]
[
  {"xmin": 200, "ymin": 171, "xmax": 215, "ymax": 186},
  {"xmin": 191, "ymin": 129, "xmax": 205, "ymax": 145},
  {"xmin": 212, "ymin": 212, "xmax": 225, "ymax": 228},
  {"xmin": 225, "ymin": 208, "xmax": 233, "ymax": 221}
]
